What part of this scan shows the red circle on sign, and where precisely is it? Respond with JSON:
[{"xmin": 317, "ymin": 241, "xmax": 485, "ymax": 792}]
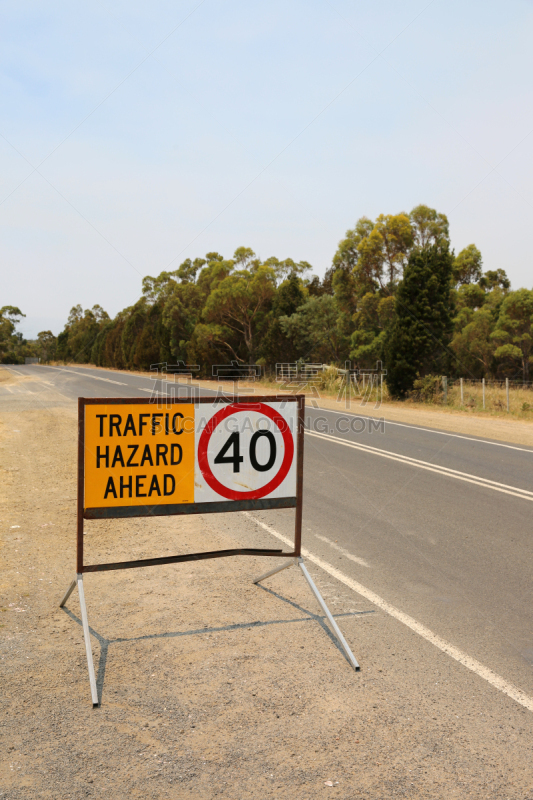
[{"xmin": 198, "ymin": 403, "xmax": 294, "ymax": 501}]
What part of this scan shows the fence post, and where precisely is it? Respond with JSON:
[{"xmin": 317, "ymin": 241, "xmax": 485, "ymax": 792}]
[
  {"xmin": 506, "ymin": 377, "xmax": 510, "ymax": 412},
  {"xmin": 482, "ymin": 377, "xmax": 485, "ymax": 410},
  {"xmin": 460, "ymin": 377, "xmax": 464, "ymax": 405},
  {"xmin": 442, "ymin": 376, "xmax": 447, "ymax": 405}
]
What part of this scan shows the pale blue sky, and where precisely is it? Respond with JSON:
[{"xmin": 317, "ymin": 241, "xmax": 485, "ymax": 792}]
[{"xmin": 2, "ymin": 0, "xmax": 533, "ymax": 337}]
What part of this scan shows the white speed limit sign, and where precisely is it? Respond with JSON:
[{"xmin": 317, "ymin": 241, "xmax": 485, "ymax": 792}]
[{"xmin": 195, "ymin": 401, "xmax": 297, "ymax": 502}]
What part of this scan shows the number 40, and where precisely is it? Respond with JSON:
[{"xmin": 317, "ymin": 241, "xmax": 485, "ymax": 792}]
[{"xmin": 214, "ymin": 431, "xmax": 277, "ymax": 473}]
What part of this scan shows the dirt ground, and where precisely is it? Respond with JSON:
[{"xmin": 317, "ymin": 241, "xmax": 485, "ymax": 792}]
[{"xmin": 1, "ymin": 372, "xmax": 533, "ymax": 799}]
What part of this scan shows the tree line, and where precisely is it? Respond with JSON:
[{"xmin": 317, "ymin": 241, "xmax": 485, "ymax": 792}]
[{"xmin": 3, "ymin": 204, "xmax": 532, "ymax": 396}]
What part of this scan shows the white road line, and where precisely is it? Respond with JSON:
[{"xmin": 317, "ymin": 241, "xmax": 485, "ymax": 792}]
[
  {"xmin": 314, "ymin": 534, "xmax": 370, "ymax": 567},
  {"xmin": 138, "ymin": 387, "xmax": 198, "ymax": 397},
  {"xmin": 42, "ymin": 366, "xmax": 127, "ymax": 386},
  {"xmin": 307, "ymin": 429, "xmax": 533, "ymax": 501},
  {"xmin": 36, "ymin": 382, "xmax": 74, "ymax": 402},
  {"xmin": 245, "ymin": 512, "xmax": 533, "ymax": 713},
  {"xmin": 307, "ymin": 405, "xmax": 533, "ymax": 453},
  {"xmin": 51, "ymin": 365, "xmax": 154, "ymax": 383}
]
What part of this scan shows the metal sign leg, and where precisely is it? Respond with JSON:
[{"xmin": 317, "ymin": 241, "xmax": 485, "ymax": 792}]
[
  {"xmin": 253, "ymin": 558, "xmax": 297, "ymax": 585},
  {"xmin": 296, "ymin": 558, "xmax": 360, "ymax": 670},
  {"xmin": 252, "ymin": 556, "xmax": 360, "ymax": 671},
  {"xmin": 59, "ymin": 577, "xmax": 77, "ymax": 608},
  {"xmin": 59, "ymin": 574, "xmax": 99, "ymax": 707}
]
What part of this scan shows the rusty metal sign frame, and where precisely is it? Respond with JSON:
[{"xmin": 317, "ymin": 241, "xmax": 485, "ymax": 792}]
[
  {"xmin": 60, "ymin": 393, "xmax": 360, "ymax": 707},
  {"xmin": 76, "ymin": 394, "xmax": 304, "ymax": 573}
]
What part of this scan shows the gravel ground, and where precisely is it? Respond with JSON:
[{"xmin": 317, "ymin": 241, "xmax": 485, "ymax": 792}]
[{"xmin": 1, "ymin": 374, "xmax": 532, "ymax": 799}]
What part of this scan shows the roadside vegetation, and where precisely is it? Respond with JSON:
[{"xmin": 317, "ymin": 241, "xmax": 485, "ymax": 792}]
[
  {"xmin": 253, "ymin": 368, "xmax": 533, "ymax": 421},
  {"xmin": 4, "ymin": 203, "xmax": 533, "ymax": 418}
]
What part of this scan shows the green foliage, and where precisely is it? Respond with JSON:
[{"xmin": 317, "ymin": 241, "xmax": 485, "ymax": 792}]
[
  {"xmin": 479, "ymin": 269, "xmax": 510, "ymax": 291},
  {"xmin": 102, "ymin": 317, "xmax": 127, "ymax": 369},
  {"xmin": 263, "ymin": 255, "xmax": 311, "ymax": 285},
  {"xmin": 332, "ymin": 217, "xmax": 373, "ymax": 276},
  {"xmin": 409, "ymin": 205, "xmax": 449, "ymax": 248},
  {"xmin": 492, "ymin": 289, "xmax": 533, "ymax": 381},
  {"xmin": 333, "ymin": 205, "xmax": 452, "ymax": 296},
  {"xmin": 350, "ymin": 294, "xmax": 395, "ymax": 368},
  {"xmin": 356, "ymin": 213, "xmax": 414, "ymax": 290},
  {"xmin": 48, "ymin": 211, "xmax": 516, "ymax": 389},
  {"xmin": 384, "ymin": 244, "xmax": 454, "ymax": 397},
  {"xmin": 410, "ymin": 374, "xmax": 443, "ymax": 402},
  {"xmin": 162, "ymin": 283, "xmax": 203, "ymax": 361},
  {"xmin": 260, "ymin": 273, "xmax": 306, "ymax": 364},
  {"xmin": 0, "ymin": 306, "xmax": 24, "ymax": 329},
  {"xmin": 454, "ymin": 283, "xmax": 486, "ymax": 311},
  {"xmin": 452, "ymin": 244, "xmax": 483, "ymax": 286},
  {"xmin": 305, "ymin": 267, "xmax": 335, "ymax": 297},
  {"xmin": 186, "ymin": 323, "xmax": 234, "ymax": 372},
  {"xmin": 58, "ymin": 304, "xmax": 110, "ymax": 363},
  {"xmin": 120, "ymin": 300, "xmax": 170, "ymax": 370},
  {"xmin": 203, "ymin": 264, "xmax": 276, "ymax": 363},
  {"xmin": 452, "ymin": 307, "xmax": 496, "ymax": 378},
  {"xmin": 0, "ymin": 306, "xmax": 28, "ymax": 363},
  {"xmin": 36, "ymin": 330, "xmax": 57, "ymax": 362},
  {"xmin": 56, "ymin": 330, "xmax": 69, "ymax": 361},
  {"xmin": 233, "ymin": 247, "xmax": 257, "ymax": 267},
  {"xmin": 280, "ymin": 294, "xmax": 348, "ymax": 363}
]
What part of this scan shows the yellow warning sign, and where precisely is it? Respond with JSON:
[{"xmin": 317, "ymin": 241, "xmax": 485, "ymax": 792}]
[{"xmin": 84, "ymin": 403, "xmax": 195, "ymax": 509}]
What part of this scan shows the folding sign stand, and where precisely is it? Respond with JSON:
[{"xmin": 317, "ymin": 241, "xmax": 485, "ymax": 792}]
[
  {"xmin": 253, "ymin": 557, "xmax": 360, "ymax": 671},
  {"xmin": 60, "ymin": 394, "xmax": 359, "ymax": 707},
  {"xmin": 60, "ymin": 574, "xmax": 98, "ymax": 706}
]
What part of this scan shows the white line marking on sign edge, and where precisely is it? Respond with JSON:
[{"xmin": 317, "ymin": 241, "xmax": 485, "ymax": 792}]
[{"xmin": 244, "ymin": 512, "xmax": 533, "ymax": 713}]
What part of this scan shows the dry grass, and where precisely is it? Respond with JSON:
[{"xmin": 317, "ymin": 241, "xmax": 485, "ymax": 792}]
[
  {"xmin": 255, "ymin": 373, "xmax": 533, "ymax": 421},
  {"xmin": 443, "ymin": 381, "xmax": 533, "ymax": 419}
]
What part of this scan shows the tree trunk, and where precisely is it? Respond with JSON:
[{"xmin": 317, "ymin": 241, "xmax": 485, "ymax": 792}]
[{"xmin": 244, "ymin": 320, "xmax": 254, "ymax": 363}]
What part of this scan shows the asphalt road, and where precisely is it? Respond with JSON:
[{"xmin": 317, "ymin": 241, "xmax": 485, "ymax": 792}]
[{"xmin": 4, "ymin": 363, "xmax": 533, "ymax": 706}]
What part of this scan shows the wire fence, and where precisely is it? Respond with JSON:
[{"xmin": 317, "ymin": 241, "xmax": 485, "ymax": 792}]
[
  {"xmin": 449, "ymin": 377, "xmax": 533, "ymax": 390},
  {"xmin": 265, "ymin": 365, "xmax": 533, "ymax": 414},
  {"xmin": 439, "ymin": 376, "xmax": 533, "ymax": 413}
]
